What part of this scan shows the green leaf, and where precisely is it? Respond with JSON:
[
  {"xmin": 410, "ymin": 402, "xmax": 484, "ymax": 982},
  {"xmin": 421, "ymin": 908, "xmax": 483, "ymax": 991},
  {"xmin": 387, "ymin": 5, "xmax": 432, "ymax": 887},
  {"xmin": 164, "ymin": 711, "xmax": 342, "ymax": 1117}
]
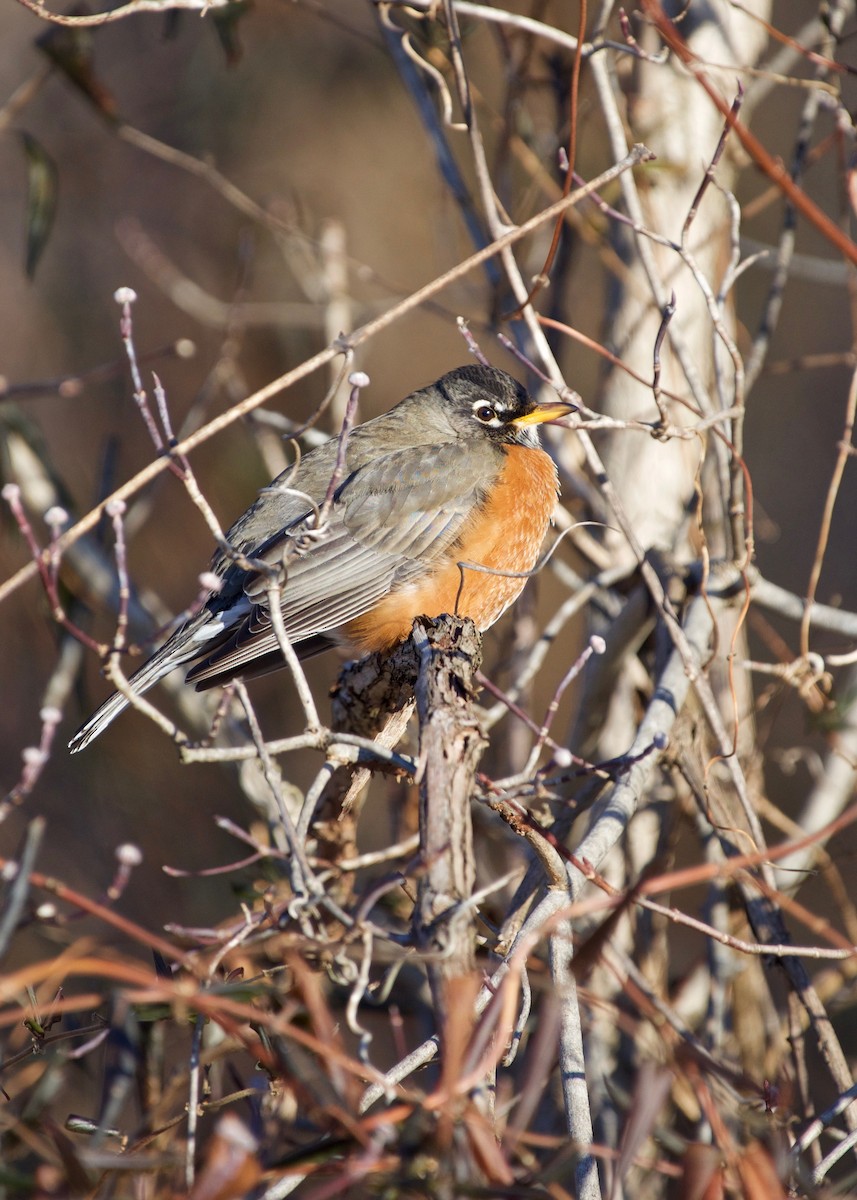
[
  {"xmin": 36, "ymin": 21, "xmax": 119, "ymax": 122},
  {"xmin": 211, "ymin": 1, "xmax": 252, "ymax": 66},
  {"xmin": 19, "ymin": 132, "xmax": 58, "ymax": 280}
]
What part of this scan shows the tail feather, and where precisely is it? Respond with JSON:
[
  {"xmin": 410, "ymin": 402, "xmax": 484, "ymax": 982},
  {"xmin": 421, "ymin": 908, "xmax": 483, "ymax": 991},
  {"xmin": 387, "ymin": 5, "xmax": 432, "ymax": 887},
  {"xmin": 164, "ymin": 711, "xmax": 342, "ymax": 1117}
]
[
  {"xmin": 68, "ymin": 689, "xmax": 138, "ymax": 754},
  {"xmin": 68, "ymin": 638, "xmax": 195, "ymax": 754},
  {"xmin": 68, "ymin": 596, "xmax": 264, "ymax": 752}
]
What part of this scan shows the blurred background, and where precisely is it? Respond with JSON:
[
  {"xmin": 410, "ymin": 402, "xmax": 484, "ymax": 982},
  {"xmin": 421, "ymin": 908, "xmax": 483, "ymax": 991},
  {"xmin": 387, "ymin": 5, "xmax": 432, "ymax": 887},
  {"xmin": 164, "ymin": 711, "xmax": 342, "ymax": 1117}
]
[{"xmin": 0, "ymin": 0, "xmax": 855, "ymax": 954}]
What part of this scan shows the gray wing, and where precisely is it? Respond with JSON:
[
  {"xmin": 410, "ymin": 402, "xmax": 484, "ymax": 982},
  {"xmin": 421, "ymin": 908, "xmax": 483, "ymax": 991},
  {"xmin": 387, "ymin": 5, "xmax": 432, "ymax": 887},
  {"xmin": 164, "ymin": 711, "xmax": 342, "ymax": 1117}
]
[
  {"xmin": 185, "ymin": 439, "xmax": 500, "ymax": 685},
  {"xmin": 69, "ymin": 433, "xmax": 500, "ymax": 748}
]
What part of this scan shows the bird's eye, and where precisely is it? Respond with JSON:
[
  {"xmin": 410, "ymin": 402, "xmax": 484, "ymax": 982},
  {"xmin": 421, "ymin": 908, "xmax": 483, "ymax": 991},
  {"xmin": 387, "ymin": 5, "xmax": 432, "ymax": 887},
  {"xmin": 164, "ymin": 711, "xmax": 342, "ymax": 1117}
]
[{"xmin": 473, "ymin": 403, "xmax": 497, "ymax": 424}]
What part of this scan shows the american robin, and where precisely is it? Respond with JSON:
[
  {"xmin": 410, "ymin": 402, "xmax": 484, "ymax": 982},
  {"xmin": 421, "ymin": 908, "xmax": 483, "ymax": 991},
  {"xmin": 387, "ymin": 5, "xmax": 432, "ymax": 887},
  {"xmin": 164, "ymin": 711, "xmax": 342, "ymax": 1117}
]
[{"xmin": 69, "ymin": 364, "xmax": 572, "ymax": 751}]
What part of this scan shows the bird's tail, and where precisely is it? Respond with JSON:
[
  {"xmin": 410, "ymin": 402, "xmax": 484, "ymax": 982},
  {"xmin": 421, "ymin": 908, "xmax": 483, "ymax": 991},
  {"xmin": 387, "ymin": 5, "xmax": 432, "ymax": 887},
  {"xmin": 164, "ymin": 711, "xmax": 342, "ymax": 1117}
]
[
  {"xmin": 68, "ymin": 638, "xmax": 191, "ymax": 754},
  {"xmin": 68, "ymin": 597, "xmax": 259, "ymax": 752}
]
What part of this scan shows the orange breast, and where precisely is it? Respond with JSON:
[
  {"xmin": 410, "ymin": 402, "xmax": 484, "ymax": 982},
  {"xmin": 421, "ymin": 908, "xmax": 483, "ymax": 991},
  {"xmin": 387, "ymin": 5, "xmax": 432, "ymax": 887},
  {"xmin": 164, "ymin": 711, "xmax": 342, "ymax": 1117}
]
[{"xmin": 343, "ymin": 444, "xmax": 559, "ymax": 653}]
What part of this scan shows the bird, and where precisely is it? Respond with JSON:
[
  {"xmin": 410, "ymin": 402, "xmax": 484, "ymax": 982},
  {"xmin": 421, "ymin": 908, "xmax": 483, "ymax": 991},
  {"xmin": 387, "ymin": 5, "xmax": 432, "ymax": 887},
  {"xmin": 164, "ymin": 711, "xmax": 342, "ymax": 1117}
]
[{"xmin": 69, "ymin": 364, "xmax": 573, "ymax": 752}]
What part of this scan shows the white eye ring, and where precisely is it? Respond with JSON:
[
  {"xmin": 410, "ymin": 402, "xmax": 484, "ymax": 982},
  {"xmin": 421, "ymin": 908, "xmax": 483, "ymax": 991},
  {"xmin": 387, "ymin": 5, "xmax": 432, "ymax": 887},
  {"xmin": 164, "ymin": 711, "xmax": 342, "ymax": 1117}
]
[{"xmin": 473, "ymin": 403, "xmax": 497, "ymax": 424}]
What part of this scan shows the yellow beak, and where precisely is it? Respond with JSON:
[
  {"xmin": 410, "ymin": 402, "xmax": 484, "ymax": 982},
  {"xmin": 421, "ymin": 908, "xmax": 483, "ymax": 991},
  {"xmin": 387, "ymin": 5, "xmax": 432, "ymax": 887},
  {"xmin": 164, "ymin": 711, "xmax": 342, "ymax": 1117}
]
[{"xmin": 512, "ymin": 398, "xmax": 576, "ymax": 427}]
